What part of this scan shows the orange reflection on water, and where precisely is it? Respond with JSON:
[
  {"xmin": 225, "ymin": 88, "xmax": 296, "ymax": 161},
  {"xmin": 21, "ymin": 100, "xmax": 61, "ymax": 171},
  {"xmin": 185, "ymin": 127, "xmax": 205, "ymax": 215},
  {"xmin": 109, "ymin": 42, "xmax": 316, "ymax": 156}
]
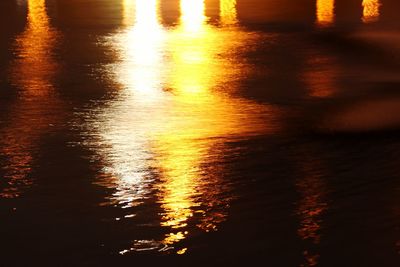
[
  {"xmin": 316, "ymin": 0, "xmax": 335, "ymax": 27},
  {"xmin": 362, "ymin": 0, "xmax": 381, "ymax": 24},
  {"xmin": 12, "ymin": 0, "xmax": 59, "ymax": 96},
  {"xmin": 85, "ymin": 0, "xmax": 274, "ymax": 253},
  {"xmin": 155, "ymin": 0, "xmax": 271, "ymax": 247},
  {"xmin": 0, "ymin": 0, "xmax": 60, "ymax": 198},
  {"xmin": 297, "ymin": 171, "xmax": 327, "ymax": 242},
  {"xmin": 220, "ymin": 0, "xmax": 238, "ymax": 26},
  {"xmin": 304, "ymin": 53, "xmax": 338, "ymax": 98},
  {"xmin": 296, "ymin": 154, "xmax": 328, "ymax": 267}
]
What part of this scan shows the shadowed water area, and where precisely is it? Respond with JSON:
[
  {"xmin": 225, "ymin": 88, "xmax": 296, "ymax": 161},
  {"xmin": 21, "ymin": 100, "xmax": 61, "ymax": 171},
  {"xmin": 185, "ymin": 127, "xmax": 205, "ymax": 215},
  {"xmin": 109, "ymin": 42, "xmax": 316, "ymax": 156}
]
[{"xmin": 1, "ymin": 0, "xmax": 400, "ymax": 266}]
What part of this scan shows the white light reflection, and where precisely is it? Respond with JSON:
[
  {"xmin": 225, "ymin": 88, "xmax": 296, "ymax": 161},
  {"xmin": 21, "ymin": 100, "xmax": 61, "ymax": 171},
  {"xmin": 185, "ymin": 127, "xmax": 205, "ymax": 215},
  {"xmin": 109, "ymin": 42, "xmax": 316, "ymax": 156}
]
[
  {"xmin": 180, "ymin": 0, "xmax": 205, "ymax": 32},
  {"xmin": 84, "ymin": 0, "xmax": 168, "ymax": 208},
  {"xmin": 118, "ymin": 0, "xmax": 166, "ymax": 101}
]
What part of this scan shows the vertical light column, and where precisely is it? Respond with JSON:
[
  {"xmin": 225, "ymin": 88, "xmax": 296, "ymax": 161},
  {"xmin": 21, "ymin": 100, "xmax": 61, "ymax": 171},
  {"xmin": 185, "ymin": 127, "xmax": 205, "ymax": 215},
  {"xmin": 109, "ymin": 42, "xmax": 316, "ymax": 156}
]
[
  {"xmin": 316, "ymin": 0, "xmax": 335, "ymax": 27},
  {"xmin": 220, "ymin": 0, "xmax": 238, "ymax": 26},
  {"xmin": 155, "ymin": 0, "xmax": 271, "ymax": 252},
  {"xmin": 296, "ymin": 153, "xmax": 328, "ymax": 267},
  {"xmin": 1, "ymin": 0, "xmax": 61, "ymax": 198},
  {"xmin": 362, "ymin": 0, "xmax": 381, "ymax": 23},
  {"xmin": 87, "ymin": 0, "xmax": 167, "ymax": 208},
  {"xmin": 157, "ymin": 0, "xmax": 209, "ymax": 248}
]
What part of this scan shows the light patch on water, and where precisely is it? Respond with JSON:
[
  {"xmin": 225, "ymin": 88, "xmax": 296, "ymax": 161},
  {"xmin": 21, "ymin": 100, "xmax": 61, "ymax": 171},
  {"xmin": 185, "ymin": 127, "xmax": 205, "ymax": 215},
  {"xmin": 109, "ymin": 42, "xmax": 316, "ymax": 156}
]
[
  {"xmin": 0, "ymin": 0, "xmax": 63, "ymax": 198},
  {"xmin": 75, "ymin": 0, "xmax": 278, "ymax": 255}
]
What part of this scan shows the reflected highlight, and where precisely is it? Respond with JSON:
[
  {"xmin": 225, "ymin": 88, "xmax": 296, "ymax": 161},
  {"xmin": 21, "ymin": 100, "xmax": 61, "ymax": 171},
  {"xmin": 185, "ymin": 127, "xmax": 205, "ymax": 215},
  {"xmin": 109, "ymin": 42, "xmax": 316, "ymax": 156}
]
[
  {"xmin": 362, "ymin": 0, "xmax": 381, "ymax": 23},
  {"xmin": 86, "ymin": 0, "xmax": 167, "ymax": 208},
  {"xmin": 303, "ymin": 53, "xmax": 338, "ymax": 98},
  {"xmin": 296, "ymin": 155, "xmax": 328, "ymax": 267},
  {"xmin": 119, "ymin": 0, "xmax": 165, "ymax": 98},
  {"xmin": 220, "ymin": 0, "xmax": 238, "ymax": 26},
  {"xmin": 79, "ymin": 0, "xmax": 275, "ymax": 254},
  {"xmin": 156, "ymin": 0, "xmax": 271, "ymax": 248},
  {"xmin": 316, "ymin": 0, "xmax": 335, "ymax": 27},
  {"xmin": 122, "ymin": 0, "xmax": 135, "ymax": 26},
  {"xmin": 12, "ymin": 0, "xmax": 59, "ymax": 96},
  {"xmin": 180, "ymin": 0, "xmax": 205, "ymax": 32},
  {"xmin": 0, "ymin": 0, "xmax": 61, "ymax": 198},
  {"xmin": 156, "ymin": 0, "xmax": 213, "ymax": 246}
]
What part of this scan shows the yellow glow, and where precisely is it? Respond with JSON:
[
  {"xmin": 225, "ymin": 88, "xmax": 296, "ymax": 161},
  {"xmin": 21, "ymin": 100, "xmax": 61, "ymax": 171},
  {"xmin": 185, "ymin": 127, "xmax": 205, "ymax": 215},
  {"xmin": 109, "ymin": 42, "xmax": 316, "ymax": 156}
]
[
  {"xmin": 84, "ymin": 0, "xmax": 275, "ymax": 252},
  {"xmin": 156, "ymin": 0, "xmax": 271, "ymax": 246},
  {"xmin": 220, "ymin": 0, "xmax": 238, "ymax": 26},
  {"xmin": 156, "ymin": 0, "xmax": 211, "ymax": 241},
  {"xmin": 176, "ymin": 248, "xmax": 188, "ymax": 255},
  {"xmin": 13, "ymin": 0, "xmax": 58, "ymax": 96},
  {"xmin": 362, "ymin": 0, "xmax": 381, "ymax": 23},
  {"xmin": 122, "ymin": 0, "xmax": 135, "ymax": 26},
  {"xmin": 1, "ymin": 0, "xmax": 60, "ymax": 198},
  {"xmin": 163, "ymin": 231, "xmax": 187, "ymax": 245},
  {"xmin": 316, "ymin": 0, "xmax": 335, "ymax": 27}
]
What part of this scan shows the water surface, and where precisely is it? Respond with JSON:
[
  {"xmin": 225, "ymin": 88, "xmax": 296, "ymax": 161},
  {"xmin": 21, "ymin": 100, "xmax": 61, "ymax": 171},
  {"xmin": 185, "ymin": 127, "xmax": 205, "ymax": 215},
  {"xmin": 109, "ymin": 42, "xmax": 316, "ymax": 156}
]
[{"xmin": 1, "ymin": 0, "xmax": 400, "ymax": 266}]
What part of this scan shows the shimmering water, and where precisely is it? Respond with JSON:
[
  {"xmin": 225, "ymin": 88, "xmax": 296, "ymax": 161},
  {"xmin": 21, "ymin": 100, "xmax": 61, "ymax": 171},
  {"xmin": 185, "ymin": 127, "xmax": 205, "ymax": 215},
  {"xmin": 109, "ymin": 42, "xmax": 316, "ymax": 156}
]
[{"xmin": 1, "ymin": 0, "xmax": 400, "ymax": 266}]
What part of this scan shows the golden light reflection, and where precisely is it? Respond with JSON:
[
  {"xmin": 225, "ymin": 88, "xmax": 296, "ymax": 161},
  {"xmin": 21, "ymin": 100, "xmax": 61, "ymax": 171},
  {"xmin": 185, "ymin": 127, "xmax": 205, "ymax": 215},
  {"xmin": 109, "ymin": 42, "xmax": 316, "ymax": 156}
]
[
  {"xmin": 155, "ymin": 0, "xmax": 272, "ymax": 248},
  {"xmin": 12, "ymin": 0, "xmax": 59, "ymax": 97},
  {"xmin": 296, "ymin": 155, "xmax": 328, "ymax": 267},
  {"xmin": 220, "ymin": 0, "xmax": 238, "ymax": 26},
  {"xmin": 316, "ymin": 0, "xmax": 335, "ymax": 27},
  {"xmin": 0, "ymin": 0, "xmax": 61, "ymax": 198},
  {"xmin": 122, "ymin": 0, "xmax": 135, "ymax": 26},
  {"xmin": 362, "ymin": 0, "xmax": 381, "ymax": 24},
  {"xmin": 83, "ymin": 0, "xmax": 275, "ymax": 254}
]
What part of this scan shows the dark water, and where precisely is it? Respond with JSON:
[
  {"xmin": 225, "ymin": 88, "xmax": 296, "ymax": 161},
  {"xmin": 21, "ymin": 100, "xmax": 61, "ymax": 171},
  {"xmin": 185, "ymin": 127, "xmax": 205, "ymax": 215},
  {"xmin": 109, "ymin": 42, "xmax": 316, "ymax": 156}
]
[{"xmin": 1, "ymin": 0, "xmax": 400, "ymax": 266}]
